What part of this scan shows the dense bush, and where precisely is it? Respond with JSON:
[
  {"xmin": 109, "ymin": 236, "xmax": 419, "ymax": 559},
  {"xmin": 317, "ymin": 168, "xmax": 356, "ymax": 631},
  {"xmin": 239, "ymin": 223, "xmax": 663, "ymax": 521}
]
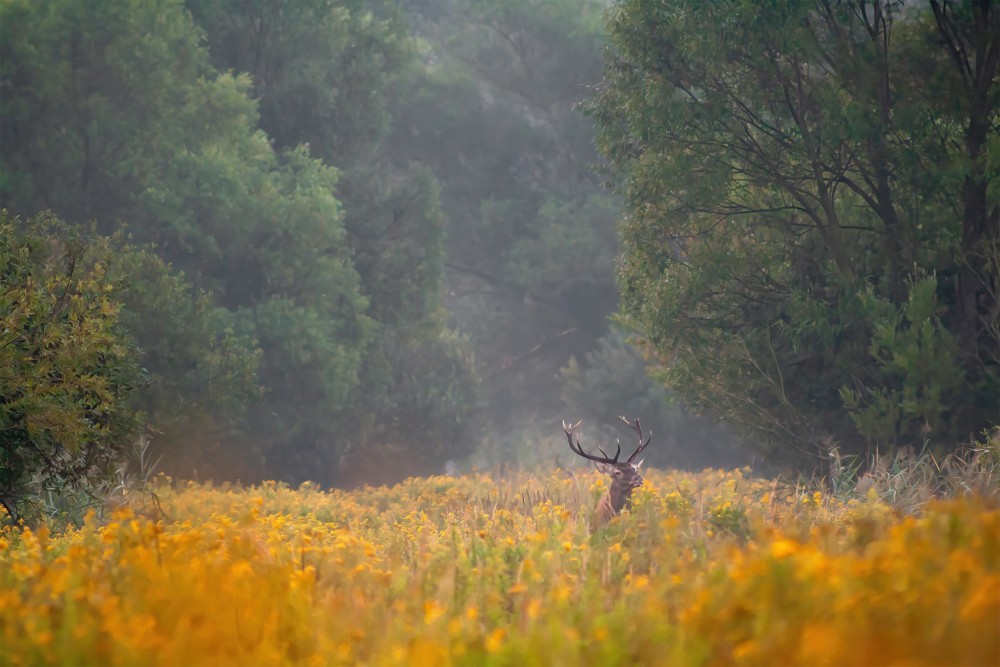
[{"xmin": 0, "ymin": 212, "xmax": 144, "ymax": 524}]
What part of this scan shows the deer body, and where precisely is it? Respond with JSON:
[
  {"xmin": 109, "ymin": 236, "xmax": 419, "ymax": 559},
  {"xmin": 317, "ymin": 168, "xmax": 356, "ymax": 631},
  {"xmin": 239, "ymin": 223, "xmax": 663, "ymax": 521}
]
[{"xmin": 563, "ymin": 417, "xmax": 651, "ymax": 530}]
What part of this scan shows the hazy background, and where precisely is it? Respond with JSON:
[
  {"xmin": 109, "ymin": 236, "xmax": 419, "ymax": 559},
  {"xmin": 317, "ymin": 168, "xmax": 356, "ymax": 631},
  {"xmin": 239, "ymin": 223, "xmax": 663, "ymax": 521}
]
[
  {"xmin": 4, "ymin": 0, "xmax": 994, "ymax": 503},
  {"xmin": 0, "ymin": 0, "xmax": 748, "ymax": 491}
]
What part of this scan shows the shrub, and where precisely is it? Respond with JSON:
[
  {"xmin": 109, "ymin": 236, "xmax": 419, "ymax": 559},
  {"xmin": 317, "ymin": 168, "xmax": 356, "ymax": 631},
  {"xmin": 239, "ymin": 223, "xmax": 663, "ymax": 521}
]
[{"xmin": 0, "ymin": 211, "xmax": 143, "ymax": 524}]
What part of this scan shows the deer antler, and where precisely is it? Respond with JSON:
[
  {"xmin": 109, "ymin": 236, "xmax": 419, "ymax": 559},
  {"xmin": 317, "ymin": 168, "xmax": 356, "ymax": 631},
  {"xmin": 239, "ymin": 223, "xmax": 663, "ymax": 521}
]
[
  {"xmin": 562, "ymin": 420, "xmax": 620, "ymax": 464},
  {"xmin": 619, "ymin": 415, "xmax": 652, "ymax": 463}
]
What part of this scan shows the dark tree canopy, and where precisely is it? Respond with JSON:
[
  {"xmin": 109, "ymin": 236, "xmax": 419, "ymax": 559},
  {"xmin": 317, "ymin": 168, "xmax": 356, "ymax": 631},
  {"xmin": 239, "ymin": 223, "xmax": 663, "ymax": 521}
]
[
  {"xmin": 0, "ymin": 0, "xmax": 478, "ymax": 488},
  {"xmin": 185, "ymin": 0, "xmax": 479, "ymax": 483},
  {"xmin": 591, "ymin": 0, "xmax": 999, "ymax": 466}
]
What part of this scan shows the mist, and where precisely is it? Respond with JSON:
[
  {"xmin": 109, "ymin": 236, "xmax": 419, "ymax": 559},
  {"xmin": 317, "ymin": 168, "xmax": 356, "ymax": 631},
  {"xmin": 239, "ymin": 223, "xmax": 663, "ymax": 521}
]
[
  {"xmin": 2, "ymin": 0, "xmax": 993, "ymax": 495},
  {"xmin": 1, "ymin": 0, "xmax": 752, "ymax": 492}
]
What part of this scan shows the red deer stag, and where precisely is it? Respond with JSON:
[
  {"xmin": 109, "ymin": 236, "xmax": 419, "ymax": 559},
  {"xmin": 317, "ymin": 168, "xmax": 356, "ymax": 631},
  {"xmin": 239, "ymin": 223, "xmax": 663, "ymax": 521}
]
[{"xmin": 562, "ymin": 417, "xmax": 652, "ymax": 529}]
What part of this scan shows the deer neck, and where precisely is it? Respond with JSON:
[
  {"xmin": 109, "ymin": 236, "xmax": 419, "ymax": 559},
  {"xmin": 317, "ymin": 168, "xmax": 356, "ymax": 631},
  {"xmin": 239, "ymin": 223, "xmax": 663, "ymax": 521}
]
[
  {"xmin": 607, "ymin": 481, "xmax": 635, "ymax": 514},
  {"xmin": 593, "ymin": 481, "xmax": 635, "ymax": 529}
]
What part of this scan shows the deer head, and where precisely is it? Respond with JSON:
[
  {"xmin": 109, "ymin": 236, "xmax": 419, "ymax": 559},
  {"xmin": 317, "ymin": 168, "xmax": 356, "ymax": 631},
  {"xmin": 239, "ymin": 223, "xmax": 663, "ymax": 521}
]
[{"xmin": 562, "ymin": 416, "xmax": 652, "ymax": 529}]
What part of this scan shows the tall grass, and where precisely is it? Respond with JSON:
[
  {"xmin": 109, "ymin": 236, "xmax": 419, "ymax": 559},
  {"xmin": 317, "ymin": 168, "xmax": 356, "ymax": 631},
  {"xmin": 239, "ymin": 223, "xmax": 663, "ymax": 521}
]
[
  {"xmin": 1, "ymin": 462, "xmax": 997, "ymax": 666},
  {"xmin": 830, "ymin": 428, "xmax": 1000, "ymax": 512}
]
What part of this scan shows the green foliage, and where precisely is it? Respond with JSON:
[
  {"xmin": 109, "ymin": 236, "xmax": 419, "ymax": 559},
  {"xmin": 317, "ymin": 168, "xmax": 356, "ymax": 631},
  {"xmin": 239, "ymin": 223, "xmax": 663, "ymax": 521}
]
[
  {"xmin": 111, "ymin": 247, "xmax": 261, "ymax": 478},
  {"xmin": 0, "ymin": 0, "xmax": 217, "ymax": 226},
  {"xmin": 112, "ymin": 249, "xmax": 260, "ymax": 428},
  {"xmin": 591, "ymin": 0, "xmax": 999, "ymax": 466},
  {"xmin": 187, "ymin": 0, "xmax": 410, "ymax": 168},
  {"xmin": 0, "ymin": 0, "xmax": 788, "ymax": 490},
  {"xmin": 0, "ymin": 0, "xmax": 379, "ymax": 482},
  {"xmin": 338, "ymin": 166, "xmax": 445, "ymax": 335},
  {"xmin": 187, "ymin": 0, "xmax": 480, "ymax": 480},
  {"xmin": 0, "ymin": 211, "xmax": 144, "ymax": 524},
  {"xmin": 841, "ymin": 274, "xmax": 966, "ymax": 445},
  {"xmin": 340, "ymin": 328, "xmax": 480, "ymax": 485}
]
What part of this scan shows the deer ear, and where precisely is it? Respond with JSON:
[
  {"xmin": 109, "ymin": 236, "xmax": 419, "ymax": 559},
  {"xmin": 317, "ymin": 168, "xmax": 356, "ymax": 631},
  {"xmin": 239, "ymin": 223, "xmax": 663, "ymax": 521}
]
[
  {"xmin": 634, "ymin": 459, "xmax": 644, "ymax": 470},
  {"xmin": 595, "ymin": 462, "xmax": 614, "ymax": 475}
]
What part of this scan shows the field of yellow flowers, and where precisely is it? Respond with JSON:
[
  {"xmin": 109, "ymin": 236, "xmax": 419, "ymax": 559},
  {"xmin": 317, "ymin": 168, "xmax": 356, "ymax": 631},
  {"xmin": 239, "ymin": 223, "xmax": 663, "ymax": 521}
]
[{"xmin": 2, "ymin": 467, "xmax": 998, "ymax": 666}]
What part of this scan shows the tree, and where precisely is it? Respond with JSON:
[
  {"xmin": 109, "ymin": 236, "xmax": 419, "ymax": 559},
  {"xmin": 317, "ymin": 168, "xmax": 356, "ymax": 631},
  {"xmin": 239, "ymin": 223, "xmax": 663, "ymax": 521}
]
[
  {"xmin": 590, "ymin": 0, "xmax": 998, "ymax": 466},
  {"xmin": 0, "ymin": 212, "xmax": 144, "ymax": 524},
  {"xmin": 187, "ymin": 0, "xmax": 482, "ymax": 481},
  {"xmin": 187, "ymin": 0, "xmax": 410, "ymax": 170},
  {"xmin": 1, "ymin": 0, "xmax": 373, "ymax": 483},
  {"xmin": 112, "ymin": 248, "xmax": 261, "ymax": 477}
]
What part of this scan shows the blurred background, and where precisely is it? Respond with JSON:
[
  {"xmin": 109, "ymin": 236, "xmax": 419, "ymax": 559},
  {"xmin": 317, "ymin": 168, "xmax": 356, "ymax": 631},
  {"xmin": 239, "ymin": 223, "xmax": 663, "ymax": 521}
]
[
  {"xmin": 5, "ymin": 0, "xmax": 994, "ymax": 504},
  {"xmin": 0, "ymin": 0, "xmax": 747, "ymax": 492}
]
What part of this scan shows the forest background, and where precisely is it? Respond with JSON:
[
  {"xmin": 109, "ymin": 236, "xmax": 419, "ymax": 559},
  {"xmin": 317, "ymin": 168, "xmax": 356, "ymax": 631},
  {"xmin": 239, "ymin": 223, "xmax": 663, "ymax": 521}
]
[{"xmin": 1, "ymin": 0, "xmax": 996, "ymax": 524}]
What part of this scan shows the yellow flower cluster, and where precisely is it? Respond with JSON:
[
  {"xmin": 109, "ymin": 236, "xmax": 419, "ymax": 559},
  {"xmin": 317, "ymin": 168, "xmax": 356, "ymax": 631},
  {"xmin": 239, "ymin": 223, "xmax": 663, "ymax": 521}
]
[{"xmin": 1, "ymin": 469, "xmax": 996, "ymax": 666}]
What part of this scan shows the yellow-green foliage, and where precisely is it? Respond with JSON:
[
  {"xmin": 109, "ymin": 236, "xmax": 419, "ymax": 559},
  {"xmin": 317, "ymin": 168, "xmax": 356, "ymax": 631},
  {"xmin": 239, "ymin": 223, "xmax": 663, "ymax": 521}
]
[{"xmin": 1, "ymin": 469, "xmax": 997, "ymax": 666}]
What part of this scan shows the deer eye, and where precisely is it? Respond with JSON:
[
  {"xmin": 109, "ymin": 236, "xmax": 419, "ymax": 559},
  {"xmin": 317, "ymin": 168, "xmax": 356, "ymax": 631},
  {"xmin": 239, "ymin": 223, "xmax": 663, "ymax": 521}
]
[{"xmin": 614, "ymin": 469, "xmax": 623, "ymax": 477}]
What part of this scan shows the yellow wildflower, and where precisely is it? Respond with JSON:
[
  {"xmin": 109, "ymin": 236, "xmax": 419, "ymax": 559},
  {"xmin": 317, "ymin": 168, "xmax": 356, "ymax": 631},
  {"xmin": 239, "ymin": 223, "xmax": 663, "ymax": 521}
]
[
  {"xmin": 423, "ymin": 600, "xmax": 445, "ymax": 625},
  {"xmin": 485, "ymin": 628, "xmax": 506, "ymax": 653},
  {"xmin": 771, "ymin": 538, "xmax": 797, "ymax": 558}
]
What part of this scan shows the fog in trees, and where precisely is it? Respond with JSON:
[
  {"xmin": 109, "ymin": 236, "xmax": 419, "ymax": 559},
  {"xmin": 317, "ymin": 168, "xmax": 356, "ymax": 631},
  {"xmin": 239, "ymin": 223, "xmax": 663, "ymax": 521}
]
[{"xmin": 3, "ymin": 0, "xmax": 994, "ymax": 515}]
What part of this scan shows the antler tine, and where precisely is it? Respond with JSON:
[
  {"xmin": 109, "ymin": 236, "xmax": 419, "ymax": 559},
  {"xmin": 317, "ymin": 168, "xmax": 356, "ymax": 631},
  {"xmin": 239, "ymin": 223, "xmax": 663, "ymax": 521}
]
[
  {"xmin": 619, "ymin": 415, "xmax": 653, "ymax": 463},
  {"xmin": 563, "ymin": 419, "xmax": 618, "ymax": 464},
  {"xmin": 597, "ymin": 438, "xmax": 622, "ymax": 463},
  {"xmin": 562, "ymin": 419, "xmax": 582, "ymax": 433}
]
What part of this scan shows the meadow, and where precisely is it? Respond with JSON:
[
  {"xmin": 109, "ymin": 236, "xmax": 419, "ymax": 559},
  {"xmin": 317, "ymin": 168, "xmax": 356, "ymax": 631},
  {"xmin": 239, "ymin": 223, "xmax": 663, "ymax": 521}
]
[{"xmin": 1, "ymin": 464, "xmax": 998, "ymax": 666}]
